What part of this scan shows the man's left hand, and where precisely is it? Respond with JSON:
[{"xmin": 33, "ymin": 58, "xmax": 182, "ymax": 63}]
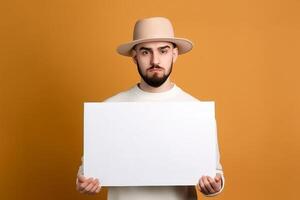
[{"xmin": 197, "ymin": 173, "xmax": 222, "ymax": 195}]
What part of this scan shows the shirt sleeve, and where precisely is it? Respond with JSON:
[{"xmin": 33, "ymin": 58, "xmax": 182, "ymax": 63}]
[
  {"xmin": 78, "ymin": 156, "xmax": 84, "ymax": 175},
  {"xmin": 202, "ymin": 123, "xmax": 225, "ymax": 197},
  {"xmin": 76, "ymin": 156, "xmax": 84, "ymax": 185}
]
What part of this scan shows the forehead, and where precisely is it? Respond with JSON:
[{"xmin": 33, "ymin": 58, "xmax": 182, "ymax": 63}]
[{"xmin": 134, "ymin": 41, "xmax": 173, "ymax": 49}]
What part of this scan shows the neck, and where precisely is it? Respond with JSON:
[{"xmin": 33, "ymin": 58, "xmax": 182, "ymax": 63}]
[{"xmin": 138, "ymin": 78, "xmax": 174, "ymax": 93}]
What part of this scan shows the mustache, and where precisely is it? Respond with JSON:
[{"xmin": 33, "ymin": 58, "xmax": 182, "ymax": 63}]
[{"xmin": 147, "ymin": 65, "xmax": 164, "ymax": 70}]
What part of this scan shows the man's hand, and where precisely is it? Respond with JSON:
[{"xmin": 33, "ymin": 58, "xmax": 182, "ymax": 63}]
[
  {"xmin": 76, "ymin": 175, "xmax": 101, "ymax": 195},
  {"xmin": 197, "ymin": 173, "xmax": 222, "ymax": 195}
]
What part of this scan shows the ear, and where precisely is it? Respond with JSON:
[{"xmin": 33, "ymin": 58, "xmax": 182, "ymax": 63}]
[
  {"xmin": 131, "ymin": 49, "xmax": 137, "ymax": 64},
  {"xmin": 172, "ymin": 47, "xmax": 178, "ymax": 63}
]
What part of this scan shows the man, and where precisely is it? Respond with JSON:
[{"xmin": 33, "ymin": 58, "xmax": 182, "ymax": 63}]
[{"xmin": 76, "ymin": 17, "xmax": 225, "ymax": 199}]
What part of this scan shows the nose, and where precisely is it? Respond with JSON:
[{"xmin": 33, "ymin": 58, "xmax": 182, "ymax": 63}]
[{"xmin": 150, "ymin": 51, "xmax": 160, "ymax": 66}]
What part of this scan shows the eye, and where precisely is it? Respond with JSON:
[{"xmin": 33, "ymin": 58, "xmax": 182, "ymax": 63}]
[
  {"xmin": 160, "ymin": 49, "xmax": 168, "ymax": 54},
  {"xmin": 141, "ymin": 51, "xmax": 149, "ymax": 55}
]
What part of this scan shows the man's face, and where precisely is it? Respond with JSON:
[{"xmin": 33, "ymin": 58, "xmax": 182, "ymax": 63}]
[{"xmin": 132, "ymin": 41, "xmax": 178, "ymax": 87}]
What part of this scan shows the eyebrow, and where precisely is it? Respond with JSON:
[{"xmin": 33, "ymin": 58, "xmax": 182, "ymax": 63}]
[
  {"xmin": 138, "ymin": 45, "xmax": 171, "ymax": 52},
  {"xmin": 159, "ymin": 45, "xmax": 171, "ymax": 50}
]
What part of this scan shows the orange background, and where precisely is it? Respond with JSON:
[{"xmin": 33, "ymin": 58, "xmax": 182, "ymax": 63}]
[{"xmin": 1, "ymin": 0, "xmax": 299, "ymax": 200}]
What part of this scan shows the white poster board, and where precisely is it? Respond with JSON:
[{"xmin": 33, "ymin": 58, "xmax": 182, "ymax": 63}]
[{"xmin": 84, "ymin": 102, "xmax": 217, "ymax": 186}]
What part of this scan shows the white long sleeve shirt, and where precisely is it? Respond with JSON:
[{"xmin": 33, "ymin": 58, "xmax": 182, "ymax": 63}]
[{"xmin": 78, "ymin": 83, "xmax": 225, "ymax": 200}]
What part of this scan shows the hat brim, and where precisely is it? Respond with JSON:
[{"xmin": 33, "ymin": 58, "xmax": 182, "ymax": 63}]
[{"xmin": 116, "ymin": 37, "xmax": 193, "ymax": 56}]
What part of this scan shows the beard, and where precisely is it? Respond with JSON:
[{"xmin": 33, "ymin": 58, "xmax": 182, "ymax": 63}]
[{"xmin": 136, "ymin": 60, "xmax": 173, "ymax": 88}]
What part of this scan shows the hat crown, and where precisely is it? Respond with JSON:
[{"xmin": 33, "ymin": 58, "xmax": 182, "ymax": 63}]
[
  {"xmin": 133, "ymin": 17, "xmax": 175, "ymax": 40},
  {"xmin": 117, "ymin": 16, "xmax": 193, "ymax": 56}
]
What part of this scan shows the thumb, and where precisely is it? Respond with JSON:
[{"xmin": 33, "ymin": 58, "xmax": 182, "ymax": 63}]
[
  {"xmin": 214, "ymin": 175, "xmax": 221, "ymax": 182},
  {"xmin": 77, "ymin": 175, "xmax": 87, "ymax": 183}
]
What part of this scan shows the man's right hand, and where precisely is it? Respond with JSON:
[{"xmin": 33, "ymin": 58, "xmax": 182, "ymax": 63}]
[{"xmin": 76, "ymin": 175, "xmax": 102, "ymax": 195}]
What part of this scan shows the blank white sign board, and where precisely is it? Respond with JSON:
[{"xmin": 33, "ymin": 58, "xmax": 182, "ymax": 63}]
[{"xmin": 84, "ymin": 102, "xmax": 217, "ymax": 186}]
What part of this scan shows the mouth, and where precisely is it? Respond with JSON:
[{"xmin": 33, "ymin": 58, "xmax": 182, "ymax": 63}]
[{"xmin": 148, "ymin": 67, "xmax": 163, "ymax": 72}]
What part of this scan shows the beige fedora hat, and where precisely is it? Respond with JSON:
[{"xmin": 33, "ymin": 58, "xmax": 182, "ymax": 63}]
[{"xmin": 117, "ymin": 17, "xmax": 193, "ymax": 56}]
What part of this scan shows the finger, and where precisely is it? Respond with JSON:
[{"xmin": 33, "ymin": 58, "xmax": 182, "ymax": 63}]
[
  {"xmin": 89, "ymin": 184, "xmax": 99, "ymax": 194},
  {"xmin": 84, "ymin": 179, "xmax": 98, "ymax": 193},
  {"xmin": 204, "ymin": 176, "xmax": 215, "ymax": 194},
  {"xmin": 89, "ymin": 179, "xmax": 100, "ymax": 194},
  {"xmin": 208, "ymin": 176, "xmax": 220, "ymax": 191},
  {"xmin": 200, "ymin": 177, "xmax": 209, "ymax": 194},
  {"xmin": 79, "ymin": 178, "xmax": 94, "ymax": 192},
  {"xmin": 83, "ymin": 182, "xmax": 95, "ymax": 193},
  {"xmin": 96, "ymin": 185, "xmax": 102, "ymax": 193},
  {"xmin": 79, "ymin": 180, "xmax": 91, "ymax": 192},
  {"xmin": 214, "ymin": 174, "xmax": 222, "ymax": 182},
  {"xmin": 197, "ymin": 179, "xmax": 202, "ymax": 192}
]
